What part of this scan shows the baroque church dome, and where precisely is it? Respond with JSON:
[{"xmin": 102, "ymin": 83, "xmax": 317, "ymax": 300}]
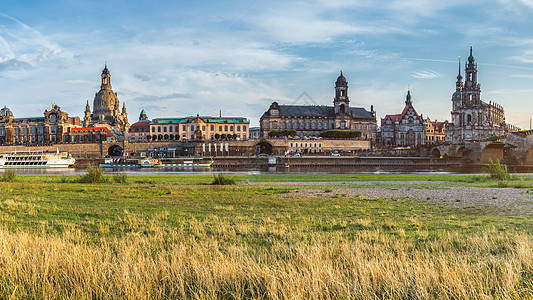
[
  {"xmin": 0, "ymin": 106, "xmax": 13, "ymax": 118},
  {"xmin": 336, "ymin": 70, "xmax": 347, "ymax": 85},
  {"xmin": 92, "ymin": 64, "xmax": 120, "ymax": 122}
]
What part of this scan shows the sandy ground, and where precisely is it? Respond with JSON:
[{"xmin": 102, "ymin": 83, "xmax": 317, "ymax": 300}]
[{"xmin": 245, "ymin": 181, "xmax": 533, "ymax": 215}]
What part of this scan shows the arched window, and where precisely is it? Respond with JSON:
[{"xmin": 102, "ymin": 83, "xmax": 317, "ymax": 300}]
[
  {"xmin": 281, "ymin": 122, "xmax": 286, "ymax": 129},
  {"xmin": 300, "ymin": 121, "xmax": 304, "ymax": 129},
  {"xmin": 467, "ymin": 114, "xmax": 472, "ymax": 123},
  {"xmin": 339, "ymin": 104, "xmax": 346, "ymax": 114},
  {"xmin": 324, "ymin": 122, "xmax": 328, "ymax": 129},
  {"xmin": 294, "ymin": 121, "xmax": 298, "ymax": 129},
  {"xmin": 287, "ymin": 122, "xmax": 292, "ymax": 129},
  {"xmin": 318, "ymin": 122, "xmax": 322, "ymax": 130},
  {"xmin": 311, "ymin": 122, "xmax": 316, "ymax": 129},
  {"xmin": 305, "ymin": 122, "xmax": 310, "ymax": 129}
]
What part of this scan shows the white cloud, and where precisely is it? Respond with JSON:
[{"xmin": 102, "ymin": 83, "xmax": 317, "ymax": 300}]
[
  {"xmin": 511, "ymin": 50, "xmax": 533, "ymax": 63},
  {"xmin": 411, "ymin": 70, "xmax": 441, "ymax": 79},
  {"xmin": 511, "ymin": 74, "xmax": 533, "ymax": 79},
  {"xmin": 0, "ymin": 13, "xmax": 66, "ymax": 70}
]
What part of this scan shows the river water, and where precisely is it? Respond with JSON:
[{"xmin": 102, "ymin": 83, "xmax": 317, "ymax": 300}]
[{"xmin": 8, "ymin": 164, "xmax": 533, "ymax": 176}]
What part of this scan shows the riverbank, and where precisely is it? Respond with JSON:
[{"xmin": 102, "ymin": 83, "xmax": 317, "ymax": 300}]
[{"xmin": 0, "ymin": 174, "xmax": 531, "ymax": 298}]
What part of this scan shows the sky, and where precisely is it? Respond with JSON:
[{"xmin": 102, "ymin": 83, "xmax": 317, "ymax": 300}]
[{"xmin": 1, "ymin": 0, "xmax": 533, "ymax": 128}]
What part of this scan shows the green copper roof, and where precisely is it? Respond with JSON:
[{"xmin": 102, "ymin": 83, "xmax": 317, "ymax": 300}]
[{"xmin": 150, "ymin": 116, "xmax": 249, "ymax": 125}]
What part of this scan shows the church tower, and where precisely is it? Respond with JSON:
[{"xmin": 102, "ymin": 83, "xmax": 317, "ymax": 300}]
[
  {"xmin": 89, "ymin": 64, "xmax": 129, "ymax": 132},
  {"xmin": 83, "ymin": 100, "xmax": 91, "ymax": 127},
  {"xmin": 101, "ymin": 64, "xmax": 111, "ymax": 89},
  {"xmin": 334, "ymin": 71, "xmax": 349, "ymax": 115},
  {"xmin": 463, "ymin": 45, "xmax": 481, "ymax": 106}
]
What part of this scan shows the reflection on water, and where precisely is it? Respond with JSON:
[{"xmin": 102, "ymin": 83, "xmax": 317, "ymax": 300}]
[{"xmin": 5, "ymin": 164, "xmax": 533, "ymax": 176}]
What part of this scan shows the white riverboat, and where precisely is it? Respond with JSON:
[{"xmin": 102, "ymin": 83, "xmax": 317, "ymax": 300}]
[{"xmin": 0, "ymin": 150, "xmax": 76, "ymax": 169}]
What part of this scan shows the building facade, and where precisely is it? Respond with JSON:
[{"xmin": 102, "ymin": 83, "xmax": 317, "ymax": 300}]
[
  {"xmin": 150, "ymin": 115, "xmax": 250, "ymax": 141},
  {"xmin": 129, "ymin": 109, "xmax": 150, "ymax": 142},
  {"xmin": 260, "ymin": 72, "xmax": 377, "ymax": 140},
  {"xmin": 380, "ymin": 91, "xmax": 426, "ymax": 148},
  {"xmin": 83, "ymin": 65, "xmax": 130, "ymax": 132},
  {"xmin": 425, "ymin": 118, "xmax": 447, "ymax": 144},
  {"xmin": 0, "ymin": 105, "xmax": 81, "ymax": 145},
  {"xmin": 446, "ymin": 46, "xmax": 506, "ymax": 143}
]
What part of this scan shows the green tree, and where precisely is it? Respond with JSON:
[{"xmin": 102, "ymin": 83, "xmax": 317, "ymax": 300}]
[
  {"xmin": 319, "ymin": 129, "xmax": 362, "ymax": 139},
  {"xmin": 268, "ymin": 129, "xmax": 297, "ymax": 137}
]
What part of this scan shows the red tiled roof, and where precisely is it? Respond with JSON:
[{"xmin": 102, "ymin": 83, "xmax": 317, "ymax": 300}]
[
  {"xmin": 381, "ymin": 114, "xmax": 401, "ymax": 125},
  {"xmin": 381, "ymin": 104, "xmax": 424, "ymax": 126},
  {"xmin": 129, "ymin": 120, "xmax": 150, "ymax": 132},
  {"xmin": 70, "ymin": 127, "xmax": 113, "ymax": 137}
]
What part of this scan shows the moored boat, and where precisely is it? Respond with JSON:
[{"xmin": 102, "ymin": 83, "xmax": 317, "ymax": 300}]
[
  {"xmin": 160, "ymin": 157, "xmax": 213, "ymax": 168},
  {"xmin": 0, "ymin": 150, "xmax": 75, "ymax": 169},
  {"xmin": 100, "ymin": 157, "xmax": 161, "ymax": 168}
]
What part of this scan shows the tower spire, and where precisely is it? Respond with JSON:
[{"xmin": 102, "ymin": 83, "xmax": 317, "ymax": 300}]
[{"xmin": 405, "ymin": 89, "xmax": 412, "ymax": 105}]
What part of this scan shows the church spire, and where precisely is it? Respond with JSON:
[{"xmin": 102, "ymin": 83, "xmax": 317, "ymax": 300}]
[{"xmin": 456, "ymin": 56, "xmax": 463, "ymax": 91}]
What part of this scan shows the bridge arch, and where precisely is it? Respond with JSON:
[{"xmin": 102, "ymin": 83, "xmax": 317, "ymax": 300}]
[
  {"xmin": 255, "ymin": 141, "xmax": 273, "ymax": 155},
  {"xmin": 430, "ymin": 148, "xmax": 441, "ymax": 158},
  {"xmin": 456, "ymin": 146, "xmax": 465, "ymax": 158},
  {"xmin": 523, "ymin": 146, "xmax": 533, "ymax": 165},
  {"xmin": 108, "ymin": 145, "xmax": 124, "ymax": 157}
]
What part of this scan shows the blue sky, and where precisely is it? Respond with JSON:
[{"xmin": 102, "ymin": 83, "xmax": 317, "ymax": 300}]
[{"xmin": 1, "ymin": 0, "xmax": 533, "ymax": 128}]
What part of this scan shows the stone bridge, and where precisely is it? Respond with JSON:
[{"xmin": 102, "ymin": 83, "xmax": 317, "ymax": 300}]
[{"xmin": 427, "ymin": 131, "xmax": 533, "ymax": 165}]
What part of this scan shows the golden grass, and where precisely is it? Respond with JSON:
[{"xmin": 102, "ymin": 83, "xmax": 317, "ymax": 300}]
[{"xmin": 0, "ymin": 223, "xmax": 531, "ymax": 299}]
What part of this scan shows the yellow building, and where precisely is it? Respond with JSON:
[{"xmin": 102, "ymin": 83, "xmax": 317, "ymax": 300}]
[
  {"xmin": 425, "ymin": 117, "xmax": 447, "ymax": 144},
  {"xmin": 0, "ymin": 105, "xmax": 81, "ymax": 145},
  {"xmin": 149, "ymin": 115, "xmax": 250, "ymax": 141}
]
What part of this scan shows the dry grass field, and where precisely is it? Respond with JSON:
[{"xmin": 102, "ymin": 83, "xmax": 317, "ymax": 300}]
[{"xmin": 0, "ymin": 173, "xmax": 531, "ymax": 299}]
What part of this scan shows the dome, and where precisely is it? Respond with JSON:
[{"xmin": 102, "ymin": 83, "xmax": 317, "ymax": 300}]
[
  {"xmin": 468, "ymin": 45, "xmax": 475, "ymax": 63},
  {"xmin": 93, "ymin": 89, "xmax": 119, "ymax": 114},
  {"xmin": 336, "ymin": 71, "xmax": 347, "ymax": 85},
  {"xmin": 452, "ymin": 90, "xmax": 461, "ymax": 100},
  {"xmin": 139, "ymin": 108, "xmax": 148, "ymax": 121},
  {"xmin": 0, "ymin": 106, "xmax": 13, "ymax": 118},
  {"xmin": 102, "ymin": 64, "xmax": 110, "ymax": 75}
]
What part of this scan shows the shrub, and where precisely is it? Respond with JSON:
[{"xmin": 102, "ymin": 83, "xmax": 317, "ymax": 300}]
[
  {"xmin": 113, "ymin": 173, "xmax": 128, "ymax": 183},
  {"xmin": 79, "ymin": 165, "xmax": 105, "ymax": 183},
  {"xmin": 1, "ymin": 169, "xmax": 16, "ymax": 182},
  {"xmin": 319, "ymin": 129, "xmax": 362, "ymax": 139},
  {"xmin": 215, "ymin": 133, "xmax": 220, "ymax": 140},
  {"xmin": 211, "ymin": 174, "xmax": 235, "ymax": 185},
  {"xmin": 486, "ymin": 159, "xmax": 510, "ymax": 181}
]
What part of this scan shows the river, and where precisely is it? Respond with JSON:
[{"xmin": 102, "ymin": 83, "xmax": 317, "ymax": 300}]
[{"xmin": 7, "ymin": 164, "xmax": 533, "ymax": 176}]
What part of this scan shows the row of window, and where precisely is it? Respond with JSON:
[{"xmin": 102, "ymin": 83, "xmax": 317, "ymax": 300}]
[
  {"xmin": 290, "ymin": 143, "xmax": 323, "ymax": 148},
  {"xmin": 0, "ymin": 127, "xmax": 57, "ymax": 135},
  {"xmin": 151, "ymin": 124, "xmax": 247, "ymax": 133},
  {"xmin": 272, "ymin": 121, "xmax": 375, "ymax": 131}
]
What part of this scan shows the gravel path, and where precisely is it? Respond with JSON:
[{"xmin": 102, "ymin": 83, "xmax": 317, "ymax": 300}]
[{"xmin": 245, "ymin": 181, "xmax": 533, "ymax": 215}]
